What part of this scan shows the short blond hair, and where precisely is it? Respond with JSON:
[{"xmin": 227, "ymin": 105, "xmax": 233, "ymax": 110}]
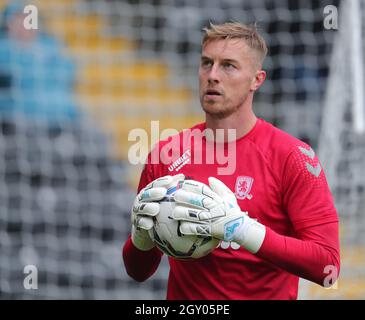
[{"xmin": 202, "ymin": 22, "xmax": 268, "ymax": 66}]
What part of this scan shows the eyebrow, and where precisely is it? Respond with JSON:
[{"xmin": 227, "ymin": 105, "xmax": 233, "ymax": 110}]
[{"xmin": 200, "ymin": 56, "xmax": 239, "ymax": 64}]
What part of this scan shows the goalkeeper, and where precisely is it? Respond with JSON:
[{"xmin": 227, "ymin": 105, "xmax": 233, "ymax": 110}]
[{"xmin": 122, "ymin": 22, "xmax": 340, "ymax": 299}]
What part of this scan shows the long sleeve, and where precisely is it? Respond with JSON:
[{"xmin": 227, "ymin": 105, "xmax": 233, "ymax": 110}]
[
  {"xmin": 257, "ymin": 141, "xmax": 341, "ymax": 286},
  {"xmin": 122, "ymin": 236, "xmax": 163, "ymax": 282},
  {"xmin": 122, "ymin": 148, "xmax": 165, "ymax": 282},
  {"xmin": 257, "ymin": 221, "xmax": 340, "ymax": 286}
]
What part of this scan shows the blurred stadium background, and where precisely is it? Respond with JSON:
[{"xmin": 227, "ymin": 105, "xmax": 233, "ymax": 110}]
[{"xmin": 0, "ymin": 0, "xmax": 364, "ymax": 299}]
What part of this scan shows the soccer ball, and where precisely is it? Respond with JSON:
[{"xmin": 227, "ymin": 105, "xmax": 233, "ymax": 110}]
[{"xmin": 148, "ymin": 190, "xmax": 220, "ymax": 260}]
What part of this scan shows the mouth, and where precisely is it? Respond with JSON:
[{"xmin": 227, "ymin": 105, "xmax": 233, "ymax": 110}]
[{"xmin": 204, "ymin": 89, "xmax": 222, "ymax": 98}]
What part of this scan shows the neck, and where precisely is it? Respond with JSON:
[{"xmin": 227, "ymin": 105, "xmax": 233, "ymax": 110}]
[{"xmin": 205, "ymin": 96, "xmax": 257, "ymax": 142}]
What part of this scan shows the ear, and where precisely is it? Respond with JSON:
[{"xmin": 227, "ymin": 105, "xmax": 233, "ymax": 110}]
[{"xmin": 250, "ymin": 70, "xmax": 266, "ymax": 91}]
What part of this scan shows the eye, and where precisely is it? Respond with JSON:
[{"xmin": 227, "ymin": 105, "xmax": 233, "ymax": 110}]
[
  {"xmin": 223, "ymin": 62, "xmax": 236, "ymax": 69},
  {"xmin": 201, "ymin": 59, "xmax": 213, "ymax": 68}
]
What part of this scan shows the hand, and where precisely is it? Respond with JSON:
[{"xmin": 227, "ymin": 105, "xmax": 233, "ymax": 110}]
[
  {"xmin": 172, "ymin": 177, "xmax": 266, "ymax": 253},
  {"xmin": 131, "ymin": 174, "xmax": 185, "ymax": 251}
]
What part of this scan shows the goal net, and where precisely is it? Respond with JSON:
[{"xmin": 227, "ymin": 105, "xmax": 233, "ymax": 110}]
[{"xmin": 299, "ymin": 0, "xmax": 365, "ymax": 299}]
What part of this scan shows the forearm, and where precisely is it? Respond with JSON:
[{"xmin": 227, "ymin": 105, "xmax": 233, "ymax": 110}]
[
  {"xmin": 122, "ymin": 236, "xmax": 163, "ymax": 282},
  {"xmin": 256, "ymin": 222, "xmax": 340, "ymax": 286}
]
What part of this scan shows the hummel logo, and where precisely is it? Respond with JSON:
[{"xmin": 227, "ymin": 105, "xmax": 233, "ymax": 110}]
[
  {"xmin": 298, "ymin": 146, "xmax": 315, "ymax": 159},
  {"xmin": 306, "ymin": 162, "xmax": 322, "ymax": 177},
  {"xmin": 298, "ymin": 146, "xmax": 322, "ymax": 177}
]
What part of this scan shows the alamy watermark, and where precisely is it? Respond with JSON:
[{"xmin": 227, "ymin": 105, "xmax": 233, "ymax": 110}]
[
  {"xmin": 128, "ymin": 121, "xmax": 237, "ymax": 175},
  {"xmin": 323, "ymin": 265, "xmax": 339, "ymax": 289},
  {"xmin": 23, "ymin": 4, "xmax": 39, "ymax": 30},
  {"xmin": 23, "ymin": 265, "xmax": 38, "ymax": 290},
  {"xmin": 323, "ymin": 5, "xmax": 338, "ymax": 30}
]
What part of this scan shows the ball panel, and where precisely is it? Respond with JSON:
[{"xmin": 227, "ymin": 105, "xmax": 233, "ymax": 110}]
[{"xmin": 149, "ymin": 197, "xmax": 218, "ymax": 259}]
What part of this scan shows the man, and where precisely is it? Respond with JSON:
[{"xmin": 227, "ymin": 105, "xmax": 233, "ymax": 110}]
[
  {"xmin": 123, "ymin": 22, "xmax": 340, "ymax": 299},
  {"xmin": 0, "ymin": 1, "xmax": 80, "ymax": 122}
]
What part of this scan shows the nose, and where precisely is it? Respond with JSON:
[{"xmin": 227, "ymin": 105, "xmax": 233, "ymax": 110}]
[{"xmin": 207, "ymin": 64, "xmax": 220, "ymax": 84}]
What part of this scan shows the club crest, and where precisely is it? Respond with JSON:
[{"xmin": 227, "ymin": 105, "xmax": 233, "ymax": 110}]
[{"xmin": 235, "ymin": 176, "xmax": 254, "ymax": 200}]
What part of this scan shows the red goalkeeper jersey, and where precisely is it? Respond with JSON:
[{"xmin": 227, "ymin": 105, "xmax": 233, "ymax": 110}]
[{"xmin": 123, "ymin": 118, "xmax": 340, "ymax": 299}]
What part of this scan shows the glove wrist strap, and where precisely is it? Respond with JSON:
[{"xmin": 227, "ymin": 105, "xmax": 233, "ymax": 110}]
[
  {"xmin": 131, "ymin": 226, "xmax": 155, "ymax": 251},
  {"xmin": 235, "ymin": 215, "xmax": 266, "ymax": 254}
]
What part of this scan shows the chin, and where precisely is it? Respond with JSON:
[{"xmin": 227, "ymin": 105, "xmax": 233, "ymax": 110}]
[
  {"xmin": 202, "ymin": 104, "xmax": 234, "ymax": 119},
  {"xmin": 202, "ymin": 103, "xmax": 220, "ymax": 114}
]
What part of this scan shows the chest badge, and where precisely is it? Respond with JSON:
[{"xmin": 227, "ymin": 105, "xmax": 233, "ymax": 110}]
[{"xmin": 235, "ymin": 176, "xmax": 254, "ymax": 200}]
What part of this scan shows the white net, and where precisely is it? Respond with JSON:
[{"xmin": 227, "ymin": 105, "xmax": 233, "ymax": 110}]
[
  {"xmin": 2, "ymin": 0, "xmax": 362, "ymax": 300},
  {"xmin": 319, "ymin": 0, "xmax": 365, "ymax": 244},
  {"xmin": 0, "ymin": 115, "xmax": 139, "ymax": 298},
  {"xmin": 299, "ymin": 0, "xmax": 365, "ymax": 299}
]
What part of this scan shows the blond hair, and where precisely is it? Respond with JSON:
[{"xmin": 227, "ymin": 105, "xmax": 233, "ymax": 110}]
[{"xmin": 202, "ymin": 22, "xmax": 268, "ymax": 66}]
